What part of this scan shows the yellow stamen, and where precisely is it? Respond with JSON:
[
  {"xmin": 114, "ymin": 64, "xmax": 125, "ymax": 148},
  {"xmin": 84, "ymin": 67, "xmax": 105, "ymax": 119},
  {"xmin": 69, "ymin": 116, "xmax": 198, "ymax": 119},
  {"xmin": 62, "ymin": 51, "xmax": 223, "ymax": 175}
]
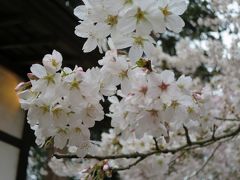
[
  {"xmin": 161, "ymin": 6, "xmax": 171, "ymax": 16},
  {"xmin": 70, "ymin": 79, "xmax": 80, "ymax": 90},
  {"xmin": 133, "ymin": 36, "xmax": 146, "ymax": 47},
  {"xmin": 135, "ymin": 8, "xmax": 146, "ymax": 23},
  {"xmin": 51, "ymin": 59, "xmax": 59, "ymax": 67},
  {"xmin": 106, "ymin": 15, "xmax": 118, "ymax": 27}
]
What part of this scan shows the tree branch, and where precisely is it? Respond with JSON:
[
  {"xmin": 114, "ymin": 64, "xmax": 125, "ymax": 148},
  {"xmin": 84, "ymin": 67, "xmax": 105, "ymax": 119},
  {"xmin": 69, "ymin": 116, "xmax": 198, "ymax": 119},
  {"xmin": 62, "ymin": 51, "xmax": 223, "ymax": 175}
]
[
  {"xmin": 215, "ymin": 117, "xmax": 240, "ymax": 122},
  {"xmin": 54, "ymin": 124, "xmax": 240, "ymax": 164},
  {"xmin": 183, "ymin": 125, "xmax": 192, "ymax": 145},
  {"xmin": 168, "ymin": 151, "xmax": 186, "ymax": 170},
  {"xmin": 212, "ymin": 124, "xmax": 217, "ymax": 140},
  {"xmin": 153, "ymin": 137, "xmax": 160, "ymax": 151},
  {"xmin": 112, "ymin": 156, "xmax": 147, "ymax": 172}
]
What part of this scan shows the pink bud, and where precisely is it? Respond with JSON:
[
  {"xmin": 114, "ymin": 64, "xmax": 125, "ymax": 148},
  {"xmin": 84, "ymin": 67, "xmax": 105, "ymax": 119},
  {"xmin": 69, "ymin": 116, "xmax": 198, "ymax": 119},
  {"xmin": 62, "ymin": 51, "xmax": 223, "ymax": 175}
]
[
  {"xmin": 15, "ymin": 82, "xmax": 25, "ymax": 92},
  {"xmin": 27, "ymin": 73, "xmax": 38, "ymax": 80},
  {"xmin": 103, "ymin": 164, "xmax": 109, "ymax": 171},
  {"xmin": 193, "ymin": 91, "xmax": 202, "ymax": 101},
  {"xmin": 15, "ymin": 81, "xmax": 31, "ymax": 92}
]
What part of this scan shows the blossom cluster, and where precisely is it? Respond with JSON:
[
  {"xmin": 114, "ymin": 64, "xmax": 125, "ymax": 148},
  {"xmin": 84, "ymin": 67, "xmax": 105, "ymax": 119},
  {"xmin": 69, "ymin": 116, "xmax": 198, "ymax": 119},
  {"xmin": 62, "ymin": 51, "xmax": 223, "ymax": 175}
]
[
  {"xmin": 74, "ymin": 0, "xmax": 187, "ymax": 61},
  {"xmin": 17, "ymin": 45, "xmax": 206, "ymax": 158},
  {"xmin": 17, "ymin": 0, "xmax": 192, "ymax": 159},
  {"xmin": 101, "ymin": 51, "xmax": 204, "ymax": 139},
  {"xmin": 17, "ymin": 50, "xmax": 116, "ymax": 157}
]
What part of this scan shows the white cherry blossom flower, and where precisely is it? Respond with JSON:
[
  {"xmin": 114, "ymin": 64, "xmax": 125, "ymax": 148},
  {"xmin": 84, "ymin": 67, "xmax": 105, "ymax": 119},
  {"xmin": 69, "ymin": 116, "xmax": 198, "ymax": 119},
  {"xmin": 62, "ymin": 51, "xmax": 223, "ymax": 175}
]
[
  {"xmin": 158, "ymin": 0, "xmax": 187, "ymax": 33},
  {"xmin": 75, "ymin": 22, "xmax": 110, "ymax": 53},
  {"xmin": 118, "ymin": 0, "xmax": 165, "ymax": 34},
  {"xmin": 113, "ymin": 31, "xmax": 156, "ymax": 62},
  {"xmin": 147, "ymin": 70, "xmax": 176, "ymax": 104},
  {"xmin": 42, "ymin": 50, "xmax": 62, "ymax": 73}
]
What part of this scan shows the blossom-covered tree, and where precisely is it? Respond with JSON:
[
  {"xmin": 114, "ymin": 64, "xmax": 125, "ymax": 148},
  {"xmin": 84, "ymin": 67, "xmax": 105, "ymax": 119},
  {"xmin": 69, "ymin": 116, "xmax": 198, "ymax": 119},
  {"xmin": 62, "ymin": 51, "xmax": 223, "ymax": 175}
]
[{"xmin": 17, "ymin": 0, "xmax": 240, "ymax": 179}]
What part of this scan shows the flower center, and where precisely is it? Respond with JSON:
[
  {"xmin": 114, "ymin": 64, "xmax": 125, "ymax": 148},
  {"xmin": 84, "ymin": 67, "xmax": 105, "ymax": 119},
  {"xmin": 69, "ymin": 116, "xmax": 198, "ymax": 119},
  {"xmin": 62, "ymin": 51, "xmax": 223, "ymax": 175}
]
[
  {"xmin": 119, "ymin": 70, "xmax": 128, "ymax": 79},
  {"xmin": 159, "ymin": 82, "xmax": 169, "ymax": 91},
  {"xmin": 70, "ymin": 78, "xmax": 80, "ymax": 90},
  {"xmin": 133, "ymin": 36, "xmax": 146, "ymax": 47},
  {"xmin": 43, "ymin": 74, "xmax": 55, "ymax": 85},
  {"xmin": 148, "ymin": 109, "xmax": 159, "ymax": 117},
  {"xmin": 75, "ymin": 127, "xmax": 82, "ymax": 133},
  {"xmin": 187, "ymin": 106, "xmax": 194, "ymax": 114},
  {"xmin": 139, "ymin": 85, "xmax": 148, "ymax": 95},
  {"xmin": 52, "ymin": 107, "xmax": 63, "ymax": 118},
  {"xmin": 161, "ymin": 6, "xmax": 171, "ymax": 17},
  {"xmin": 106, "ymin": 15, "xmax": 118, "ymax": 27},
  {"xmin": 171, "ymin": 100, "xmax": 180, "ymax": 109},
  {"xmin": 40, "ymin": 105, "xmax": 49, "ymax": 114},
  {"xmin": 124, "ymin": 0, "xmax": 132, "ymax": 5},
  {"xmin": 51, "ymin": 59, "xmax": 59, "ymax": 67},
  {"xmin": 135, "ymin": 8, "xmax": 146, "ymax": 23}
]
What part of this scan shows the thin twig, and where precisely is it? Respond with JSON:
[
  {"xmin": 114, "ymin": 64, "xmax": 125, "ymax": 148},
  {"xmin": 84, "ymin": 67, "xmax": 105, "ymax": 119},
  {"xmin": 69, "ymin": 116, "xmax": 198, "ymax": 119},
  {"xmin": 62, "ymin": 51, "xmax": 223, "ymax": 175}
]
[
  {"xmin": 215, "ymin": 117, "xmax": 240, "ymax": 121},
  {"xmin": 212, "ymin": 124, "xmax": 217, "ymax": 140},
  {"xmin": 153, "ymin": 137, "xmax": 160, "ymax": 151},
  {"xmin": 112, "ymin": 156, "xmax": 147, "ymax": 172},
  {"xmin": 168, "ymin": 151, "xmax": 186, "ymax": 168},
  {"xmin": 183, "ymin": 125, "xmax": 192, "ymax": 145},
  {"xmin": 187, "ymin": 143, "xmax": 222, "ymax": 179}
]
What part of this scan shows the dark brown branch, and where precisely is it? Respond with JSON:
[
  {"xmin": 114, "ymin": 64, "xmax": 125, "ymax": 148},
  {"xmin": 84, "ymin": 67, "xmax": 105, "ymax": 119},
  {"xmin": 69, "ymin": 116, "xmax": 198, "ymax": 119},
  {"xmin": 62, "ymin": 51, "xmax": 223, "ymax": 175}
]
[
  {"xmin": 112, "ymin": 156, "xmax": 147, "ymax": 172},
  {"xmin": 168, "ymin": 151, "xmax": 186, "ymax": 169},
  {"xmin": 212, "ymin": 124, "xmax": 217, "ymax": 140},
  {"xmin": 215, "ymin": 117, "xmax": 240, "ymax": 121},
  {"xmin": 183, "ymin": 125, "xmax": 192, "ymax": 145},
  {"xmin": 153, "ymin": 137, "xmax": 160, "ymax": 151},
  {"xmin": 54, "ymin": 152, "xmax": 151, "ymax": 161},
  {"xmin": 54, "ymin": 124, "xmax": 240, "ymax": 163},
  {"xmin": 53, "ymin": 124, "xmax": 240, "ymax": 176}
]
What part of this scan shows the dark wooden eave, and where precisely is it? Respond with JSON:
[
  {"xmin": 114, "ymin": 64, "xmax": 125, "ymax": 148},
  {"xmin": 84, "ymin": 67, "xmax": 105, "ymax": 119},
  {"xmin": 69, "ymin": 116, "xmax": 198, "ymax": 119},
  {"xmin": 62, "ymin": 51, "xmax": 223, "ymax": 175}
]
[{"xmin": 0, "ymin": 0, "xmax": 102, "ymax": 79}]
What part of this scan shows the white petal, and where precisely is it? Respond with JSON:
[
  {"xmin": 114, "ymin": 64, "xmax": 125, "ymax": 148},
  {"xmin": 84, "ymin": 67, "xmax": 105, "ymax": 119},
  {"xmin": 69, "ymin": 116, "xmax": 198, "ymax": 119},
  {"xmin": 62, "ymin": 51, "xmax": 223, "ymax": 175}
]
[
  {"xmin": 147, "ymin": 12, "xmax": 166, "ymax": 33},
  {"xmin": 129, "ymin": 46, "xmax": 143, "ymax": 63},
  {"xmin": 136, "ymin": 20, "xmax": 152, "ymax": 35},
  {"xmin": 157, "ymin": 0, "xmax": 169, "ymax": 8},
  {"xmin": 96, "ymin": 23, "xmax": 111, "ymax": 38},
  {"xmin": 52, "ymin": 50, "xmax": 63, "ymax": 63},
  {"xmin": 30, "ymin": 64, "xmax": 47, "ymax": 78},
  {"xmin": 74, "ymin": 5, "xmax": 88, "ymax": 20},
  {"xmin": 177, "ymin": 75, "xmax": 192, "ymax": 89},
  {"xmin": 112, "ymin": 34, "xmax": 132, "ymax": 49},
  {"xmin": 75, "ymin": 24, "xmax": 89, "ymax": 38},
  {"xmin": 135, "ymin": 0, "xmax": 155, "ymax": 10},
  {"xmin": 42, "ymin": 54, "xmax": 51, "ymax": 64},
  {"xmin": 160, "ymin": 70, "xmax": 175, "ymax": 83},
  {"xmin": 169, "ymin": 0, "xmax": 188, "ymax": 15},
  {"xmin": 81, "ymin": 126, "xmax": 90, "ymax": 138},
  {"xmin": 76, "ymin": 141, "xmax": 90, "ymax": 158},
  {"xmin": 166, "ymin": 14, "xmax": 185, "ymax": 33},
  {"xmin": 83, "ymin": 38, "xmax": 97, "ymax": 53},
  {"xmin": 83, "ymin": 118, "xmax": 95, "ymax": 127},
  {"xmin": 143, "ymin": 41, "xmax": 155, "ymax": 58},
  {"xmin": 108, "ymin": 96, "xmax": 119, "ymax": 103},
  {"xmin": 117, "ymin": 16, "xmax": 136, "ymax": 34},
  {"xmin": 54, "ymin": 133, "xmax": 68, "ymax": 149}
]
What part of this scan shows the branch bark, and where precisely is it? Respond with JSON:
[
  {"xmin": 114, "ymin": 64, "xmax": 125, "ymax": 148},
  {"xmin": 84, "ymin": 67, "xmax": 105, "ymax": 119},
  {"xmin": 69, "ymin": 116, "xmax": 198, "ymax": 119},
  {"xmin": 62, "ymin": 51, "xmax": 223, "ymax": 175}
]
[
  {"xmin": 215, "ymin": 117, "xmax": 240, "ymax": 121},
  {"xmin": 183, "ymin": 125, "xmax": 192, "ymax": 145},
  {"xmin": 54, "ymin": 124, "xmax": 240, "ymax": 172}
]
